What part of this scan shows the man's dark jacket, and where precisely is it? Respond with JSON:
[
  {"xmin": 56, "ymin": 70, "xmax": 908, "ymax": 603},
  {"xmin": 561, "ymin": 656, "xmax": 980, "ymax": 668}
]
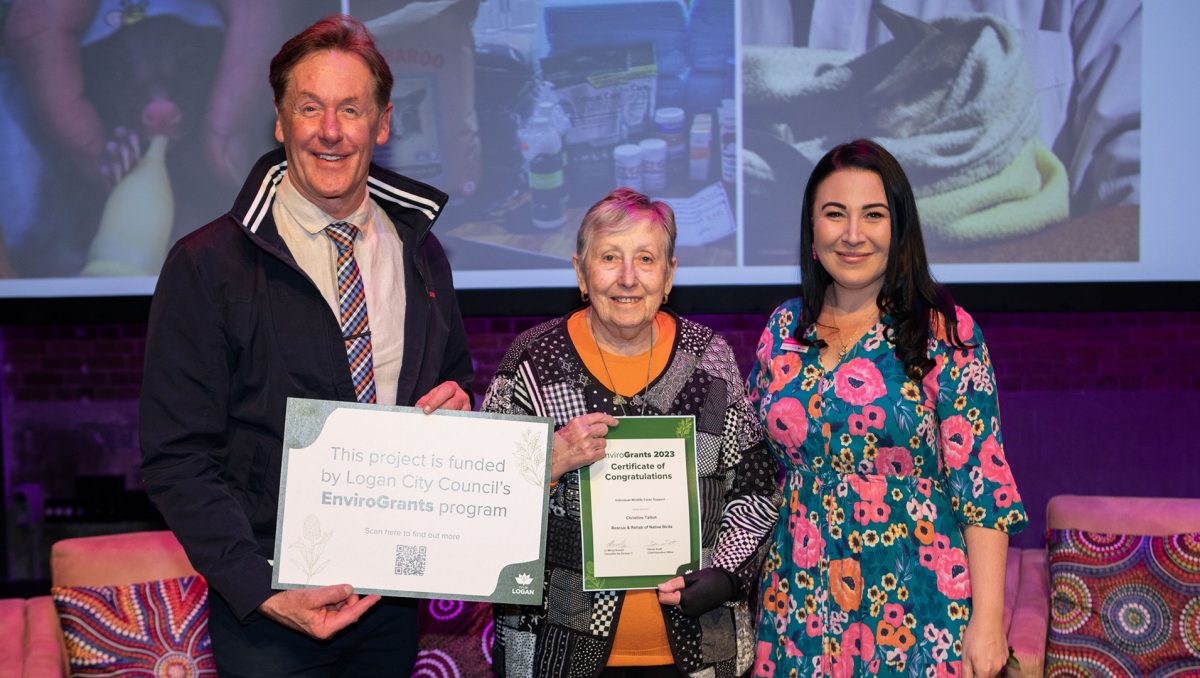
[{"xmin": 139, "ymin": 148, "xmax": 474, "ymax": 621}]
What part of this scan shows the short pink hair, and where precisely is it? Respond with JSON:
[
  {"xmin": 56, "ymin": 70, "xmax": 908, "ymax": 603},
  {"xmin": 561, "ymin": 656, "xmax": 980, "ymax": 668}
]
[{"xmin": 576, "ymin": 188, "xmax": 676, "ymax": 266}]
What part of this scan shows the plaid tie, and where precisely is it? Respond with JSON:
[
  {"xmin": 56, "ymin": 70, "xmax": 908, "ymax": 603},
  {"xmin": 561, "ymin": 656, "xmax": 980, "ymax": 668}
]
[{"xmin": 324, "ymin": 221, "xmax": 377, "ymax": 404}]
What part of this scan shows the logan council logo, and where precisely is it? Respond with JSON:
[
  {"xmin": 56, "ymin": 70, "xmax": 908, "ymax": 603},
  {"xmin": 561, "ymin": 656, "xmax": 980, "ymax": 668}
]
[{"xmin": 512, "ymin": 572, "xmax": 536, "ymax": 596}]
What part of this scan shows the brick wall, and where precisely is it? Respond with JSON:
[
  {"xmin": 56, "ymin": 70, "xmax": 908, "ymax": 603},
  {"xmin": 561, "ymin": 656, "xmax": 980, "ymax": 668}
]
[
  {"xmin": 3, "ymin": 324, "xmax": 147, "ymax": 402},
  {"xmin": 2, "ymin": 309, "xmax": 1199, "ymax": 558},
  {"xmin": 463, "ymin": 310, "xmax": 1200, "ymax": 395},
  {"xmin": 5, "ymin": 311, "xmax": 1198, "ymax": 403}
]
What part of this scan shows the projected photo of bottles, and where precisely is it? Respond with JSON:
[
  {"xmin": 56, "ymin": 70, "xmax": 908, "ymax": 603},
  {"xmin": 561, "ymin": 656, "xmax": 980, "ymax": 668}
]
[
  {"xmin": 742, "ymin": 0, "xmax": 1141, "ymax": 266},
  {"xmin": 369, "ymin": 0, "xmax": 739, "ymax": 269}
]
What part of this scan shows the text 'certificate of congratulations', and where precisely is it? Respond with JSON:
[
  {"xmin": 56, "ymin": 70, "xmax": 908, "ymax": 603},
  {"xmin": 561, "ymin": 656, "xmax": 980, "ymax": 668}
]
[
  {"xmin": 272, "ymin": 398, "xmax": 554, "ymax": 604},
  {"xmin": 578, "ymin": 416, "xmax": 701, "ymax": 591}
]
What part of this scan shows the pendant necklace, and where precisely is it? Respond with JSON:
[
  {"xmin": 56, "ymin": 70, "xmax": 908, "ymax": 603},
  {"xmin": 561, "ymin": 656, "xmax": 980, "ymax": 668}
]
[
  {"xmin": 831, "ymin": 307, "xmax": 878, "ymax": 359},
  {"xmin": 589, "ymin": 315, "xmax": 654, "ymax": 416}
]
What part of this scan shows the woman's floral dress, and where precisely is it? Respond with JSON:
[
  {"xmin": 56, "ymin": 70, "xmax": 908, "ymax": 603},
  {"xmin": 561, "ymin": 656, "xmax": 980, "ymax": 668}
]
[{"xmin": 749, "ymin": 298, "xmax": 1027, "ymax": 677}]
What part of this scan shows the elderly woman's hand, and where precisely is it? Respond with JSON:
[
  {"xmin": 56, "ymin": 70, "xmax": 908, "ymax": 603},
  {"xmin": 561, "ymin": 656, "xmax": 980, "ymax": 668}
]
[
  {"xmin": 656, "ymin": 568, "xmax": 739, "ymax": 617},
  {"xmin": 551, "ymin": 413, "xmax": 619, "ymax": 482}
]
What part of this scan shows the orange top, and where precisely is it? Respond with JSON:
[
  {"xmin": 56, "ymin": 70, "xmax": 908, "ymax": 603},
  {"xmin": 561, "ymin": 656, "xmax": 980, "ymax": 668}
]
[{"xmin": 567, "ymin": 309, "xmax": 677, "ymax": 666}]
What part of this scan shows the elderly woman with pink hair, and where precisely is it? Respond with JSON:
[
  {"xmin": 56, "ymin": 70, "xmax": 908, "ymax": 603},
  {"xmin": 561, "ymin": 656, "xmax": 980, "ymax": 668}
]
[{"xmin": 484, "ymin": 188, "xmax": 780, "ymax": 678}]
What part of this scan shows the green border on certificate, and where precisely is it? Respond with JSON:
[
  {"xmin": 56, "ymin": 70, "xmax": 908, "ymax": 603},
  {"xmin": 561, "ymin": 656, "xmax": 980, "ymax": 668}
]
[{"xmin": 578, "ymin": 416, "xmax": 701, "ymax": 591}]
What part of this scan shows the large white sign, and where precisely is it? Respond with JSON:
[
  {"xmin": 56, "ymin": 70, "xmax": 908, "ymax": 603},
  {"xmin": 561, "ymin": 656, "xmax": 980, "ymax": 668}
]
[{"xmin": 272, "ymin": 398, "xmax": 554, "ymax": 604}]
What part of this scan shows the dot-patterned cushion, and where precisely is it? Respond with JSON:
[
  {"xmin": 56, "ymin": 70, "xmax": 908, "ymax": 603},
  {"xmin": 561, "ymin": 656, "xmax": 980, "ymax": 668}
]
[
  {"xmin": 51, "ymin": 575, "xmax": 215, "ymax": 676},
  {"xmin": 1045, "ymin": 529, "xmax": 1200, "ymax": 676}
]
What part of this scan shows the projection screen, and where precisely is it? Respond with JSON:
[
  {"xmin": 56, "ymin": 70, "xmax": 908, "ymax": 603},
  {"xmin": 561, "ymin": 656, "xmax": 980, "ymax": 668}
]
[{"xmin": 0, "ymin": 0, "xmax": 1191, "ymax": 302}]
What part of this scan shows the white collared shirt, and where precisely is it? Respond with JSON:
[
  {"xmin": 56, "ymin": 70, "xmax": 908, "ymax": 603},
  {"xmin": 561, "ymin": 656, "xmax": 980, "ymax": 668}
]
[{"xmin": 273, "ymin": 175, "xmax": 406, "ymax": 406}]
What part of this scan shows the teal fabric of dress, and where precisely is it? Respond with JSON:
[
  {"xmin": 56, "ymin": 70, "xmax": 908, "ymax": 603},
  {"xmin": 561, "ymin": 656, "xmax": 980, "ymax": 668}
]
[{"xmin": 749, "ymin": 298, "xmax": 1027, "ymax": 676}]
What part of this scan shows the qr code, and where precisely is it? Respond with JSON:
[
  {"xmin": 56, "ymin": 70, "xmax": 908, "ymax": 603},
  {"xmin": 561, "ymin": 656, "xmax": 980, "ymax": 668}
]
[{"xmin": 394, "ymin": 544, "xmax": 427, "ymax": 576}]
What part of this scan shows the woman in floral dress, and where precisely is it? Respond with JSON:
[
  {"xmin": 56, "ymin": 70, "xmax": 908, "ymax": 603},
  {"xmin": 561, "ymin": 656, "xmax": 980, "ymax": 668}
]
[{"xmin": 750, "ymin": 140, "xmax": 1027, "ymax": 677}]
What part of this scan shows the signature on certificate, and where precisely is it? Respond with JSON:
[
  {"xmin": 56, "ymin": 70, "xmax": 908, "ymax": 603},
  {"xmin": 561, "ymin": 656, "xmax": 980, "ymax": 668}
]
[
  {"xmin": 606, "ymin": 538, "xmax": 628, "ymax": 549},
  {"xmin": 646, "ymin": 539, "xmax": 679, "ymax": 548}
]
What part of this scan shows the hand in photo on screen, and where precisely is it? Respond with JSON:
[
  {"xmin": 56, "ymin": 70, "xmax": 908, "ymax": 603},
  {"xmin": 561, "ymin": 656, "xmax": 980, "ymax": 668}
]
[
  {"xmin": 3, "ymin": 0, "xmax": 289, "ymax": 279},
  {"xmin": 5, "ymin": 0, "xmax": 283, "ymax": 190},
  {"xmin": 741, "ymin": 0, "xmax": 1141, "ymax": 265}
]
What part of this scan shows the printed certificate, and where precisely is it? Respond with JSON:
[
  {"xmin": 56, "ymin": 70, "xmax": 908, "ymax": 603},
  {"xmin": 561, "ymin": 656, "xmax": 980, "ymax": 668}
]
[
  {"xmin": 578, "ymin": 416, "xmax": 701, "ymax": 591},
  {"xmin": 272, "ymin": 398, "xmax": 554, "ymax": 604}
]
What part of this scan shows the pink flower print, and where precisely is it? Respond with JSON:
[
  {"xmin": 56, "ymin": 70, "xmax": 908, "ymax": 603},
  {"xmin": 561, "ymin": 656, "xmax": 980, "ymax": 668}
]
[
  {"xmin": 948, "ymin": 308, "xmax": 978, "ymax": 368},
  {"xmin": 789, "ymin": 513, "xmax": 826, "ymax": 568},
  {"xmin": 848, "ymin": 405, "xmax": 886, "ymax": 436},
  {"xmin": 932, "ymin": 642, "xmax": 950, "ymax": 662},
  {"xmin": 766, "ymin": 397, "xmax": 808, "ymax": 461},
  {"xmin": 833, "ymin": 358, "xmax": 887, "ymax": 406},
  {"xmin": 782, "ymin": 636, "xmax": 804, "ymax": 658},
  {"xmin": 919, "ymin": 534, "xmax": 951, "ymax": 571},
  {"xmin": 847, "ymin": 473, "xmax": 886, "ymax": 503},
  {"xmin": 848, "ymin": 413, "xmax": 869, "ymax": 436},
  {"xmin": 842, "ymin": 621, "xmax": 875, "ymax": 658},
  {"xmin": 923, "ymin": 624, "xmax": 940, "ymax": 644},
  {"xmin": 916, "ymin": 478, "xmax": 932, "ymax": 498},
  {"xmin": 934, "ymin": 661, "xmax": 963, "ymax": 678},
  {"xmin": 772, "ymin": 611, "xmax": 788, "ymax": 635},
  {"xmin": 921, "ymin": 499, "xmax": 939, "ymax": 521},
  {"xmin": 853, "ymin": 502, "xmax": 869, "ymax": 524},
  {"xmin": 754, "ymin": 641, "xmax": 776, "ymax": 677},
  {"xmin": 875, "ymin": 447, "xmax": 914, "ymax": 478},
  {"xmin": 882, "ymin": 603, "xmax": 905, "ymax": 627},
  {"xmin": 805, "ymin": 613, "xmax": 823, "ymax": 637},
  {"xmin": 954, "ymin": 307, "xmax": 975, "ymax": 343},
  {"xmin": 935, "ymin": 548, "xmax": 972, "ymax": 599},
  {"xmin": 952, "ymin": 346, "xmax": 976, "ymax": 370},
  {"xmin": 940, "ymin": 415, "xmax": 974, "ymax": 470},
  {"xmin": 930, "ymin": 626, "xmax": 954, "ymax": 662},
  {"xmin": 934, "ymin": 306, "xmax": 975, "ymax": 346},
  {"xmin": 828, "ymin": 655, "xmax": 855, "ymax": 678},
  {"xmin": 768, "ymin": 353, "xmax": 803, "ymax": 393},
  {"xmin": 882, "ymin": 647, "xmax": 910, "ymax": 670},
  {"xmin": 755, "ymin": 327, "xmax": 773, "ymax": 366},
  {"xmin": 867, "ymin": 659, "xmax": 881, "ymax": 674},
  {"xmin": 994, "ymin": 484, "xmax": 1020, "ymax": 509},
  {"xmin": 853, "ymin": 500, "xmax": 891, "ymax": 525},
  {"xmin": 979, "ymin": 436, "xmax": 1014, "ymax": 485}
]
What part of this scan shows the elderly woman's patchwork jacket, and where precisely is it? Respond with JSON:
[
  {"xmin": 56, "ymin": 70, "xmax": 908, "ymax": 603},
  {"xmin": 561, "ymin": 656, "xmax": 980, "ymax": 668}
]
[{"xmin": 484, "ymin": 311, "xmax": 781, "ymax": 678}]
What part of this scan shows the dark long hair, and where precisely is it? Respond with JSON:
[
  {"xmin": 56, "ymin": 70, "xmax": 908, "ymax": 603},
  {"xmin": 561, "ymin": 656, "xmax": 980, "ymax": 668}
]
[{"xmin": 798, "ymin": 139, "xmax": 964, "ymax": 379}]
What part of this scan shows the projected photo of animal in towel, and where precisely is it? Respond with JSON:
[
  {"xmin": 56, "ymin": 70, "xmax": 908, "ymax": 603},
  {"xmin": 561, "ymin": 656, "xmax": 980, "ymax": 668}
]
[{"xmin": 741, "ymin": 1, "xmax": 1140, "ymax": 265}]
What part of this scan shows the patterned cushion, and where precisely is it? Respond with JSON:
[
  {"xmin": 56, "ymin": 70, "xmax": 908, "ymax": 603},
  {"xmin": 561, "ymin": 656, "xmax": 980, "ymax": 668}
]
[
  {"xmin": 417, "ymin": 599, "xmax": 493, "ymax": 676},
  {"xmin": 51, "ymin": 575, "xmax": 215, "ymax": 677},
  {"xmin": 1046, "ymin": 529, "xmax": 1200, "ymax": 676}
]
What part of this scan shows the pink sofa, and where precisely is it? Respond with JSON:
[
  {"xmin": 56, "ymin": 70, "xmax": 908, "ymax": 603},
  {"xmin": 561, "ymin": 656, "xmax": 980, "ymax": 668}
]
[
  {"xmin": 1001, "ymin": 494, "xmax": 1200, "ymax": 678},
  {"xmin": 1002, "ymin": 545, "xmax": 1049, "ymax": 677},
  {"xmin": 10, "ymin": 502, "xmax": 1192, "ymax": 676},
  {"xmin": 3, "ymin": 532, "xmax": 1046, "ymax": 676},
  {"xmin": 5, "ymin": 530, "xmax": 199, "ymax": 676}
]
